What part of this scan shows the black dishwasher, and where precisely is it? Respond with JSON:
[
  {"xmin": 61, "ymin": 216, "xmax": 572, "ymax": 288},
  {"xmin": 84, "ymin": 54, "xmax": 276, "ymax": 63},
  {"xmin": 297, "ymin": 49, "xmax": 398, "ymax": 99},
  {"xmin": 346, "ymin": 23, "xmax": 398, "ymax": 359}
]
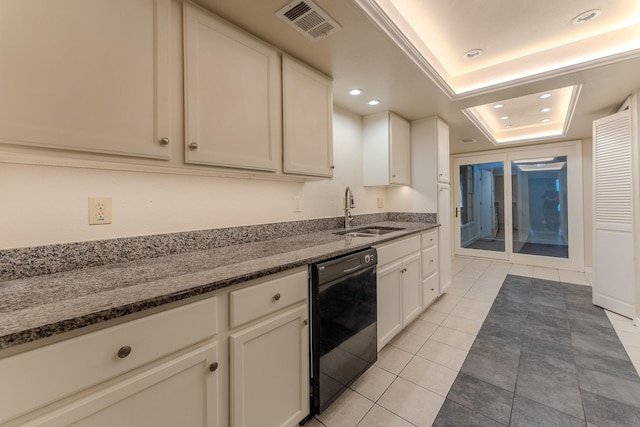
[{"xmin": 309, "ymin": 248, "xmax": 377, "ymax": 415}]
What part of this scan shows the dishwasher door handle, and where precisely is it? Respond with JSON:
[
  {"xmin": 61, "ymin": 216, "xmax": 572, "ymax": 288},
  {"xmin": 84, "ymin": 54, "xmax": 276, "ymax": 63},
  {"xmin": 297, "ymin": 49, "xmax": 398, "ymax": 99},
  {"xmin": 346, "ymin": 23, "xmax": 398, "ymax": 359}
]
[{"xmin": 343, "ymin": 265, "xmax": 362, "ymax": 274}]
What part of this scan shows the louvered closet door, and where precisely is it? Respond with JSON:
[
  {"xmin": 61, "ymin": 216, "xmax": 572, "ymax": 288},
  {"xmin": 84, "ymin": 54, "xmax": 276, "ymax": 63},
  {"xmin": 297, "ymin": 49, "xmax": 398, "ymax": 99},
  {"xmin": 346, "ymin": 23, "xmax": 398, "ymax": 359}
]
[{"xmin": 593, "ymin": 109, "xmax": 635, "ymax": 318}]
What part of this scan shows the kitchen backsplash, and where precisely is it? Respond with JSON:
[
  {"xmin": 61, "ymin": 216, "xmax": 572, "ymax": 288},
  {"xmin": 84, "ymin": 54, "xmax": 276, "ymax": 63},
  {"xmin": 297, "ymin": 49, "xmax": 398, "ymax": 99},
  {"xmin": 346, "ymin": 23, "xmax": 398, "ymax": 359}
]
[{"xmin": 0, "ymin": 212, "xmax": 436, "ymax": 281}]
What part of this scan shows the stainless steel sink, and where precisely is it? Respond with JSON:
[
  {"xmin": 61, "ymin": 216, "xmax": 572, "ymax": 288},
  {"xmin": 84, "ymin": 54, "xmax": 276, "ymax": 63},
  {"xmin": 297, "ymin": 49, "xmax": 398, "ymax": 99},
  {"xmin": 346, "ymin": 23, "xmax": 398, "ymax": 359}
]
[
  {"xmin": 340, "ymin": 232, "xmax": 378, "ymax": 237},
  {"xmin": 334, "ymin": 226, "xmax": 404, "ymax": 237}
]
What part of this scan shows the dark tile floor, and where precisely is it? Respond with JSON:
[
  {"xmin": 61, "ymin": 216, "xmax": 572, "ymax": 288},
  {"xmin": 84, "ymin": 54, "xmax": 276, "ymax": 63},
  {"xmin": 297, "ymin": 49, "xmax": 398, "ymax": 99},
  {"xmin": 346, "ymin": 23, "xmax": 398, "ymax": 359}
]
[{"xmin": 433, "ymin": 274, "xmax": 640, "ymax": 427}]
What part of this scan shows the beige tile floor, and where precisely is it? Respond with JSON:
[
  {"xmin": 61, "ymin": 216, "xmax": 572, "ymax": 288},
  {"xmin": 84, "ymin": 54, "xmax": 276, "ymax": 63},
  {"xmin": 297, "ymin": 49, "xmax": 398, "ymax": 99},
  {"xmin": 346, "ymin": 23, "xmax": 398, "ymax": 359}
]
[{"xmin": 306, "ymin": 257, "xmax": 640, "ymax": 427}]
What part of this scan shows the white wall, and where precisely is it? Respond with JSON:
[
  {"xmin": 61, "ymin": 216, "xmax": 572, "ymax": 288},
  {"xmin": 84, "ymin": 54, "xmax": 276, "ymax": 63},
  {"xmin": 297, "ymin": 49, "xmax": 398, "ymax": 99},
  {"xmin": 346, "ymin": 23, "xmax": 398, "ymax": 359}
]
[{"xmin": 0, "ymin": 107, "xmax": 390, "ymax": 250}]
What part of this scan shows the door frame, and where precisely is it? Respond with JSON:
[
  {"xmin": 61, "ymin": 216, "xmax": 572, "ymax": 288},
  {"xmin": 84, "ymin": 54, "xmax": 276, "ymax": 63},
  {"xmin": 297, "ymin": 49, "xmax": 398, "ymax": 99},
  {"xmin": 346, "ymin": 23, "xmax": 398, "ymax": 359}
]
[
  {"xmin": 453, "ymin": 140, "xmax": 585, "ymax": 271},
  {"xmin": 453, "ymin": 152, "xmax": 508, "ymax": 261}
]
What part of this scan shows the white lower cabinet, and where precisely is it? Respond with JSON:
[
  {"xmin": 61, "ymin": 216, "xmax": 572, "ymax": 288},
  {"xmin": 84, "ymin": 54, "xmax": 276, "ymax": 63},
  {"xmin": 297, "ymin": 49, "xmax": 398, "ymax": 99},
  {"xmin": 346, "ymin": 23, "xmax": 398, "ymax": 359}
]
[
  {"xmin": 26, "ymin": 343, "xmax": 219, "ymax": 427},
  {"xmin": 228, "ymin": 268, "xmax": 309, "ymax": 427},
  {"xmin": 421, "ymin": 230, "xmax": 440, "ymax": 308},
  {"xmin": 375, "ymin": 236, "xmax": 422, "ymax": 350},
  {"xmin": 0, "ymin": 268, "xmax": 310, "ymax": 427},
  {"xmin": 0, "ymin": 296, "xmax": 220, "ymax": 426},
  {"xmin": 230, "ymin": 305, "xmax": 309, "ymax": 427},
  {"xmin": 376, "ymin": 260, "xmax": 403, "ymax": 349}
]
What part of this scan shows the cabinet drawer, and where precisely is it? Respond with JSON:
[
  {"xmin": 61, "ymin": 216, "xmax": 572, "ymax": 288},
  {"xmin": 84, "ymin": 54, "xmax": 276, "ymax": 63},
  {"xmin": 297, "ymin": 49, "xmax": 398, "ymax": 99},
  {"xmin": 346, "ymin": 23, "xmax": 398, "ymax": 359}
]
[
  {"xmin": 0, "ymin": 296, "xmax": 218, "ymax": 424},
  {"xmin": 229, "ymin": 269, "xmax": 308, "ymax": 328},
  {"xmin": 421, "ymin": 230, "xmax": 438, "ymax": 249},
  {"xmin": 376, "ymin": 235, "xmax": 420, "ymax": 266},
  {"xmin": 423, "ymin": 272, "xmax": 440, "ymax": 308},
  {"xmin": 422, "ymin": 246, "xmax": 438, "ymax": 278}
]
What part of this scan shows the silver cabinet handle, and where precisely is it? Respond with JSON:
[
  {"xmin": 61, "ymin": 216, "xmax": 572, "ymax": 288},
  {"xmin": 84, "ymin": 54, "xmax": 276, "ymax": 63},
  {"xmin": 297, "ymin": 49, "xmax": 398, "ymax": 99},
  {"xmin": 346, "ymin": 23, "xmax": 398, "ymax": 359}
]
[
  {"xmin": 117, "ymin": 346, "xmax": 132, "ymax": 359},
  {"xmin": 273, "ymin": 293, "xmax": 281, "ymax": 301},
  {"xmin": 330, "ymin": 165, "xmax": 335, "ymax": 170},
  {"xmin": 159, "ymin": 137, "xmax": 170, "ymax": 146},
  {"xmin": 209, "ymin": 362, "xmax": 219, "ymax": 372},
  {"xmin": 189, "ymin": 142, "xmax": 199, "ymax": 150}
]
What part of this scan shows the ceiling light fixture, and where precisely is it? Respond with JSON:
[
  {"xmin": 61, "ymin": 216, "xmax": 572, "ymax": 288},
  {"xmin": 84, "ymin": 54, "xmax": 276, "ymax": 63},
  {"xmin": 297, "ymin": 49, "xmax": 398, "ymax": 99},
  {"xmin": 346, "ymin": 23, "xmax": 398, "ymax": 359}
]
[
  {"xmin": 540, "ymin": 107, "xmax": 551, "ymax": 113},
  {"xmin": 500, "ymin": 115, "xmax": 510, "ymax": 120},
  {"xmin": 540, "ymin": 93, "xmax": 552, "ymax": 99},
  {"xmin": 349, "ymin": 88, "xmax": 362, "ymax": 96},
  {"xmin": 464, "ymin": 49, "xmax": 483, "ymax": 59},
  {"xmin": 368, "ymin": 99, "xmax": 380, "ymax": 106},
  {"xmin": 572, "ymin": 9, "xmax": 601, "ymax": 25},
  {"xmin": 493, "ymin": 104, "xmax": 504, "ymax": 109},
  {"xmin": 541, "ymin": 118, "xmax": 551, "ymax": 123}
]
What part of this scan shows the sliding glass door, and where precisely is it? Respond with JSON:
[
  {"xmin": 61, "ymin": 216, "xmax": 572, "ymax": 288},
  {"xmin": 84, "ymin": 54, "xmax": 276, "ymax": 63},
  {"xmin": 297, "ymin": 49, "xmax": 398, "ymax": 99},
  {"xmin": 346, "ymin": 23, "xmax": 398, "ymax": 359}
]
[
  {"xmin": 453, "ymin": 142, "xmax": 584, "ymax": 270},
  {"xmin": 511, "ymin": 156, "xmax": 569, "ymax": 258},
  {"xmin": 454, "ymin": 154, "xmax": 508, "ymax": 260}
]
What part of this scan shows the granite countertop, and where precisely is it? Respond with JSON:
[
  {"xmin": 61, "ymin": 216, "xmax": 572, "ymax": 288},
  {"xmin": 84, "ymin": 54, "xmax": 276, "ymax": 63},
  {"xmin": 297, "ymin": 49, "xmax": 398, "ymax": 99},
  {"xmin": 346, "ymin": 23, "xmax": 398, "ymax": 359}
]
[{"xmin": 0, "ymin": 221, "xmax": 438, "ymax": 350}]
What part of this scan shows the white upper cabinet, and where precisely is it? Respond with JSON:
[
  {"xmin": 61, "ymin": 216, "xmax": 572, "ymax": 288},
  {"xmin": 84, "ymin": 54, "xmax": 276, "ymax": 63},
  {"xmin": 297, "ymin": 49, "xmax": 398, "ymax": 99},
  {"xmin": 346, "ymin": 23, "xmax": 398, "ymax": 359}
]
[
  {"xmin": 282, "ymin": 56, "xmax": 334, "ymax": 178},
  {"xmin": 183, "ymin": 3, "xmax": 280, "ymax": 172},
  {"xmin": 0, "ymin": 0, "xmax": 171, "ymax": 159},
  {"xmin": 411, "ymin": 116, "xmax": 450, "ymax": 186},
  {"xmin": 363, "ymin": 111, "xmax": 411, "ymax": 186}
]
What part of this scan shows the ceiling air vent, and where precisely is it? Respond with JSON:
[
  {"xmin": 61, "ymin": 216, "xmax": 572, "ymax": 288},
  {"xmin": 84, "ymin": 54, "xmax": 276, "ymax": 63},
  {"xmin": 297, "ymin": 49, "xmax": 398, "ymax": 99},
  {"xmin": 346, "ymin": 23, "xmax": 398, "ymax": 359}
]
[
  {"xmin": 458, "ymin": 138, "xmax": 477, "ymax": 144},
  {"xmin": 276, "ymin": 0, "xmax": 341, "ymax": 41}
]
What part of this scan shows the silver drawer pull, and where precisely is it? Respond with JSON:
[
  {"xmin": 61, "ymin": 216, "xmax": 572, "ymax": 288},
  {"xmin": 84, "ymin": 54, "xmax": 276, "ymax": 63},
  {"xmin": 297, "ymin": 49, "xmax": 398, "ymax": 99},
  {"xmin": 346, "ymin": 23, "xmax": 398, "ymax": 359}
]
[
  {"xmin": 159, "ymin": 137, "xmax": 170, "ymax": 146},
  {"xmin": 209, "ymin": 362, "xmax": 219, "ymax": 373},
  {"xmin": 273, "ymin": 293, "xmax": 281, "ymax": 302},
  {"xmin": 117, "ymin": 346, "xmax": 132, "ymax": 359}
]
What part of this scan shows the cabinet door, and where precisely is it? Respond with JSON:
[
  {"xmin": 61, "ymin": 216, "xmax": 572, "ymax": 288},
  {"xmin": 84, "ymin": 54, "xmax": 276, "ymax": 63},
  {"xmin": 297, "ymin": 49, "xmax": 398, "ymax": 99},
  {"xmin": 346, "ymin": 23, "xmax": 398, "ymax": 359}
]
[
  {"xmin": 230, "ymin": 305, "xmax": 309, "ymax": 427},
  {"xmin": 27, "ymin": 343, "xmax": 220, "ymax": 427},
  {"xmin": 0, "ymin": 0, "xmax": 170, "ymax": 159},
  {"xmin": 377, "ymin": 261, "xmax": 403, "ymax": 350},
  {"xmin": 282, "ymin": 56, "xmax": 334, "ymax": 178},
  {"xmin": 436, "ymin": 119, "xmax": 450, "ymax": 183},
  {"xmin": 389, "ymin": 113, "xmax": 411, "ymax": 185},
  {"xmin": 401, "ymin": 253, "xmax": 422, "ymax": 326},
  {"xmin": 184, "ymin": 3, "xmax": 280, "ymax": 171}
]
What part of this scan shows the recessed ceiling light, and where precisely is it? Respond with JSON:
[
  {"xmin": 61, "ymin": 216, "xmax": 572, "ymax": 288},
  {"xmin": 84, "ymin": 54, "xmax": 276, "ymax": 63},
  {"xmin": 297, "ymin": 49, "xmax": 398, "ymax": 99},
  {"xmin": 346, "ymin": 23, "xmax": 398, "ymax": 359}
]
[
  {"xmin": 500, "ymin": 115, "xmax": 510, "ymax": 120},
  {"xmin": 540, "ymin": 93, "xmax": 552, "ymax": 99},
  {"xmin": 541, "ymin": 118, "xmax": 551, "ymax": 123},
  {"xmin": 464, "ymin": 49, "xmax": 483, "ymax": 59},
  {"xmin": 540, "ymin": 107, "xmax": 551, "ymax": 113},
  {"xmin": 368, "ymin": 99, "xmax": 380, "ymax": 106},
  {"xmin": 572, "ymin": 9, "xmax": 601, "ymax": 25},
  {"xmin": 349, "ymin": 88, "xmax": 362, "ymax": 96},
  {"xmin": 493, "ymin": 104, "xmax": 504, "ymax": 109},
  {"xmin": 505, "ymin": 124, "xmax": 512, "ymax": 128}
]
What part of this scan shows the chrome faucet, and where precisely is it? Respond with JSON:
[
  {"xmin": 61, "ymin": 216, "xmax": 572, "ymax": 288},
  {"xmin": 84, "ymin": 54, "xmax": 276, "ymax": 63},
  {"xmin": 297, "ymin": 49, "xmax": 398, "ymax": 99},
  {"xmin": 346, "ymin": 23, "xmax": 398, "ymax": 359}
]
[{"xmin": 344, "ymin": 186, "xmax": 354, "ymax": 229}]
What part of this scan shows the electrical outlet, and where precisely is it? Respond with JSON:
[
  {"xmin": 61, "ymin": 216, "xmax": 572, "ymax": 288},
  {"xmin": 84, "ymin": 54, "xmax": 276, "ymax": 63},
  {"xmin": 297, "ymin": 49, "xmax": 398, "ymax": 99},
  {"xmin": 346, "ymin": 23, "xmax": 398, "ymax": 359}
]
[
  {"xmin": 293, "ymin": 196, "xmax": 302, "ymax": 213},
  {"xmin": 377, "ymin": 197, "xmax": 384, "ymax": 208},
  {"xmin": 89, "ymin": 197, "xmax": 112, "ymax": 225}
]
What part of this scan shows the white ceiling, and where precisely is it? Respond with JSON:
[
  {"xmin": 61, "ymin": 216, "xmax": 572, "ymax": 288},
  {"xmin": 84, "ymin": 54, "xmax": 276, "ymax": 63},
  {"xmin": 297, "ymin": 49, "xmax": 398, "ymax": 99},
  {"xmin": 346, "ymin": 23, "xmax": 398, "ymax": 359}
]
[
  {"xmin": 194, "ymin": 0, "xmax": 640, "ymax": 154},
  {"xmin": 373, "ymin": 0, "xmax": 640, "ymax": 95}
]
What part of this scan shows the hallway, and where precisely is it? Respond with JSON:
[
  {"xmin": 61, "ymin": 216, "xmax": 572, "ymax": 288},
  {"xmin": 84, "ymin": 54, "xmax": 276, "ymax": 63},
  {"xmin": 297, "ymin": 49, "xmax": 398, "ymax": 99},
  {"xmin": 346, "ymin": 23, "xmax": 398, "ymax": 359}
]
[{"xmin": 306, "ymin": 258, "xmax": 640, "ymax": 426}]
